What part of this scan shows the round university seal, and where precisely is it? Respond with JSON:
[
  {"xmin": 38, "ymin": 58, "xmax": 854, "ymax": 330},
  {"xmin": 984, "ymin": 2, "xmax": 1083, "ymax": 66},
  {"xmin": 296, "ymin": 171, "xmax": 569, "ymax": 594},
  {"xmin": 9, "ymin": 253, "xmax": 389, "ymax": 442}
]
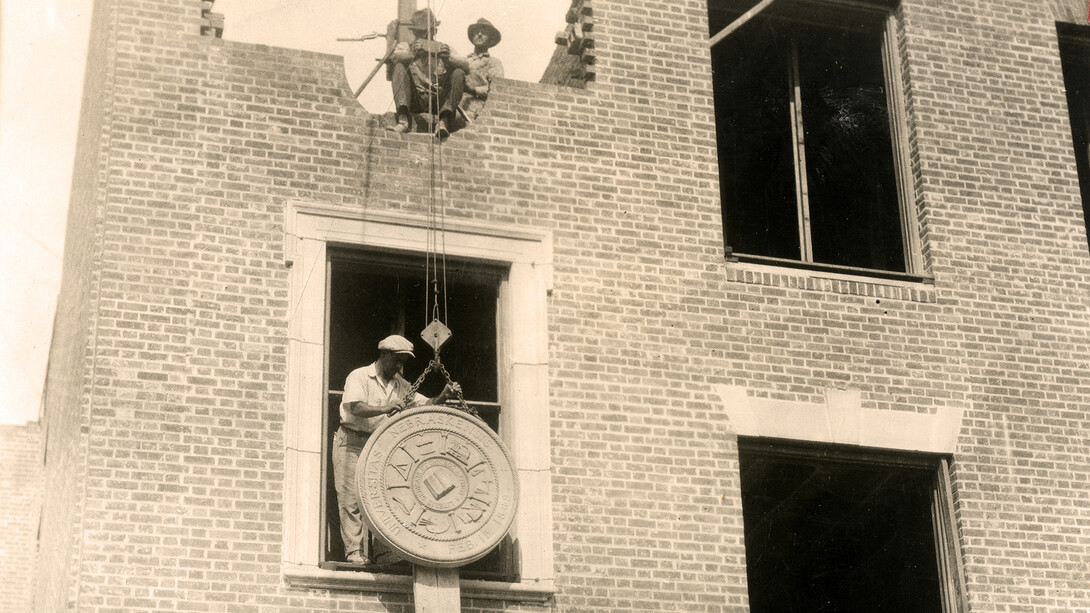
[{"xmin": 356, "ymin": 405, "xmax": 519, "ymax": 568}]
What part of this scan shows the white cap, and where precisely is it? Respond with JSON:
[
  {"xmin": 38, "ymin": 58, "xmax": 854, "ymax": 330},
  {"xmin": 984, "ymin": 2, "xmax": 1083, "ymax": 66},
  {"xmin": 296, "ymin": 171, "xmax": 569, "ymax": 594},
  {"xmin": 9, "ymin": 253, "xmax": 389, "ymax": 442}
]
[{"xmin": 377, "ymin": 334, "xmax": 415, "ymax": 357}]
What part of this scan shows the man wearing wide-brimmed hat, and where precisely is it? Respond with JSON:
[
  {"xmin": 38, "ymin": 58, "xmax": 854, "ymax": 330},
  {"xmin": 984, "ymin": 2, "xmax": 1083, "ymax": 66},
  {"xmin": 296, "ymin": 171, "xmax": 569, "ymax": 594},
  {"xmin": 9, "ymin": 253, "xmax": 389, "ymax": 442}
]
[
  {"xmin": 462, "ymin": 18, "xmax": 504, "ymax": 121},
  {"xmin": 386, "ymin": 7, "xmax": 469, "ymax": 137}
]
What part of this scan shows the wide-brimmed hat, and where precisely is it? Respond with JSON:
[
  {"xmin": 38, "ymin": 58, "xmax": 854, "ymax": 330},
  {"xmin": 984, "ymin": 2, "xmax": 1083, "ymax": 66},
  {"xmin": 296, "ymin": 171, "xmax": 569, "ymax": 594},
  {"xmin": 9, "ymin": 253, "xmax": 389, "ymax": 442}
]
[
  {"xmin": 377, "ymin": 334, "xmax": 415, "ymax": 357},
  {"xmin": 410, "ymin": 8, "xmax": 439, "ymax": 32},
  {"xmin": 467, "ymin": 18, "xmax": 501, "ymax": 47}
]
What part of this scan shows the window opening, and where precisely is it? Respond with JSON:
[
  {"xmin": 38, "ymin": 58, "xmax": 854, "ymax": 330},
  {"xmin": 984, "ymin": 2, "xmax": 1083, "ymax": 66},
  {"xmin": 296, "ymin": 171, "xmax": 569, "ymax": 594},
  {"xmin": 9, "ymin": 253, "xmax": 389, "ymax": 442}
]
[
  {"xmin": 1058, "ymin": 24, "xmax": 1090, "ymax": 248},
  {"xmin": 321, "ymin": 248, "xmax": 514, "ymax": 580},
  {"xmin": 738, "ymin": 438, "xmax": 967, "ymax": 613},
  {"xmin": 709, "ymin": 0, "xmax": 917, "ymax": 276}
]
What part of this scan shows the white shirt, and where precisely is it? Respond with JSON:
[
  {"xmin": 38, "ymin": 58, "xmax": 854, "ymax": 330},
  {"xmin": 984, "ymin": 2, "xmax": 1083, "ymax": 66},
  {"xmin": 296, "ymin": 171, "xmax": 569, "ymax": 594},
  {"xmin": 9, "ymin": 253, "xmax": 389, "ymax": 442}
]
[{"xmin": 340, "ymin": 362, "xmax": 428, "ymax": 433}]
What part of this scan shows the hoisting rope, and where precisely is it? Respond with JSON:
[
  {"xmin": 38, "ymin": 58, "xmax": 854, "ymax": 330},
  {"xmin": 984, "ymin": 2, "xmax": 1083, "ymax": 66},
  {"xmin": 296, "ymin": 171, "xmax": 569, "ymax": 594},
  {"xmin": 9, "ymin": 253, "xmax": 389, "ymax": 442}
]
[
  {"xmin": 422, "ymin": 0, "xmax": 445, "ymax": 329},
  {"xmin": 395, "ymin": 1, "xmax": 476, "ymax": 420}
]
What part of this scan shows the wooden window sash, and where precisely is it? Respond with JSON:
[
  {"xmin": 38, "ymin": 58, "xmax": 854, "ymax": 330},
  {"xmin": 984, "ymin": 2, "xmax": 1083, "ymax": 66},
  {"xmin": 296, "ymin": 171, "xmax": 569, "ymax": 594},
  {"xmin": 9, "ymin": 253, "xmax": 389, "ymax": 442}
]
[
  {"xmin": 931, "ymin": 458, "xmax": 970, "ymax": 613},
  {"xmin": 741, "ymin": 438, "xmax": 967, "ymax": 611},
  {"xmin": 708, "ymin": 0, "xmax": 779, "ymax": 47},
  {"xmin": 881, "ymin": 12, "xmax": 922, "ymax": 275},
  {"xmin": 319, "ymin": 254, "xmax": 334, "ymax": 568},
  {"xmin": 788, "ymin": 41, "xmax": 815, "ymax": 262},
  {"xmin": 717, "ymin": 3, "xmax": 922, "ymax": 276}
]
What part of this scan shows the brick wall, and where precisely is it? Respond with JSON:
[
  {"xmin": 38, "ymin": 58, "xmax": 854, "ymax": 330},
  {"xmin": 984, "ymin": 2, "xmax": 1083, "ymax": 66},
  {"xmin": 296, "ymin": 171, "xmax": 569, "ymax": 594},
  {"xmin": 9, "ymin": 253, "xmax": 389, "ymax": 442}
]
[
  {"xmin": 35, "ymin": 0, "xmax": 121, "ymax": 609},
  {"xmin": 41, "ymin": 0, "xmax": 1090, "ymax": 611},
  {"xmin": 1050, "ymin": 0, "xmax": 1089, "ymax": 23},
  {"xmin": 902, "ymin": 1, "xmax": 1090, "ymax": 610},
  {"xmin": 0, "ymin": 423, "xmax": 42, "ymax": 613}
]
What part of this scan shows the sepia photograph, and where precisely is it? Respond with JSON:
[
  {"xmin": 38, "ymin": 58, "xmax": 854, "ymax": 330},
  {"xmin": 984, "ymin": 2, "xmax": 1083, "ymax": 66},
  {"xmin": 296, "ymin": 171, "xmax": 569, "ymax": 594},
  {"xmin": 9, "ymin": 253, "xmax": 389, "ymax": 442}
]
[{"xmin": 2, "ymin": 0, "xmax": 1089, "ymax": 611}]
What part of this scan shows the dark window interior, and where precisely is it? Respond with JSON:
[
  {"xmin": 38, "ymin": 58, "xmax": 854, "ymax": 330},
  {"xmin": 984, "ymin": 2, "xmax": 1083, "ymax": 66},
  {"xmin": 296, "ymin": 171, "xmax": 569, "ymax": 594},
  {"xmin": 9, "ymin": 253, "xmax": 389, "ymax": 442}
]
[
  {"xmin": 1058, "ymin": 25, "xmax": 1090, "ymax": 248},
  {"xmin": 322, "ymin": 248, "xmax": 513, "ymax": 579},
  {"xmin": 327, "ymin": 253, "xmax": 500, "ymax": 409},
  {"xmin": 712, "ymin": 15, "xmax": 799, "ymax": 261},
  {"xmin": 798, "ymin": 26, "xmax": 902, "ymax": 270},
  {"xmin": 739, "ymin": 439, "xmax": 945, "ymax": 613},
  {"xmin": 709, "ymin": 0, "xmax": 906, "ymax": 273}
]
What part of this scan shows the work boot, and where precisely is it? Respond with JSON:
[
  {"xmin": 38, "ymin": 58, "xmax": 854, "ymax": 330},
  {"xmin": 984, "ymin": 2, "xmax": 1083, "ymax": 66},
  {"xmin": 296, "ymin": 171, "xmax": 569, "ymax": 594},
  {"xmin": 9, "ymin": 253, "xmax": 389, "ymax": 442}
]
[
  {"xmin": 387, "ymin": 112, "xmax": 411, "ymax": 133},
  {"xmin": 434, "ymin": 116, "xmax": 450, "ymax": 139}
]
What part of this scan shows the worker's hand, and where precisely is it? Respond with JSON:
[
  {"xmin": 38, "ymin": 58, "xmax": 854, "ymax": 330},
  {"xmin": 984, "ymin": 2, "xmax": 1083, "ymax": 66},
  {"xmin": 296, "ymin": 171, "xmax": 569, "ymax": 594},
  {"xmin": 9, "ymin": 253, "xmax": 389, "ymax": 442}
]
[
  {"xmin": 441, "ymin": 382, "xmax": 461, "ymax": 401},
  {"xmin": 436, "ymin": 43, "xmax": 450, "ymax": 57},
  {"xmin": 410, "ymin": 39, "xmax": 425, "ymax": 54}
]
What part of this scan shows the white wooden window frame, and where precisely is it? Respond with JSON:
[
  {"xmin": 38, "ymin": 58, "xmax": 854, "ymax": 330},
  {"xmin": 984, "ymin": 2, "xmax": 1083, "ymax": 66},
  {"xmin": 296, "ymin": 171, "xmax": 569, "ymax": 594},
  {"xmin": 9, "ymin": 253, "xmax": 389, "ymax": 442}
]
[{"xmin": 281, "ymin": 203, "xmax": 555, "ymax": 602}]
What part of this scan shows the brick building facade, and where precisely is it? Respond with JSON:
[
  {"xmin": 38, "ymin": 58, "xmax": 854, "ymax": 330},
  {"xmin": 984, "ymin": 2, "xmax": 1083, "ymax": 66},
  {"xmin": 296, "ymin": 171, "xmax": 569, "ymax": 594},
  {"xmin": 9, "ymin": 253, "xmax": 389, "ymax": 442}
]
[
  {"xmin": 32, "ymin": 0, "xmax": 1090, "ymax": 611},
  {"xmin": 0, "ymin": 423, "xmax": 42, "ymax": 613}
]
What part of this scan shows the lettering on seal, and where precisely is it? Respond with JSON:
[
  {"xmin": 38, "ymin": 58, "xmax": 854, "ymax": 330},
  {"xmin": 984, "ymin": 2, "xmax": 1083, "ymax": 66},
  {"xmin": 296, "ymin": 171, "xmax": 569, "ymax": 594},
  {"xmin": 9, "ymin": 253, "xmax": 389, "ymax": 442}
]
[{"xmin": 356, "ymin": 407, "xmax": 519, "ymax": 567}]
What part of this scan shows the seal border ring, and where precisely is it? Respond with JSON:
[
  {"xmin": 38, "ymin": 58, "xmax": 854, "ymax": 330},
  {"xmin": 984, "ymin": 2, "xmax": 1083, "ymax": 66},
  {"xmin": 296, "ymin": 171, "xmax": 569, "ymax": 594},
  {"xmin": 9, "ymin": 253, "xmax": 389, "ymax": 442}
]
[{"xmin": 355, "ymin": 405, "xmax": 519, "ymax": 568}]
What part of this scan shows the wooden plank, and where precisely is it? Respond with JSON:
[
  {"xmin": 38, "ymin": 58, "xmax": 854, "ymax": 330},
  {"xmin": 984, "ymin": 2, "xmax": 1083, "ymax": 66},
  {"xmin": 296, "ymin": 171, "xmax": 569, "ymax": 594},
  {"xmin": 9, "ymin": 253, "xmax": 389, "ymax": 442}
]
[
  {"xmin": 413, "ymin": 566, "xmax": 461, "ymax": 613},
  {"xmin": 788, "ymin": 43, "xmax": 813, "ymax": 262},
  {"xmin": 709, "ymin": 0, "xmax": 778, "ymax": 47}
]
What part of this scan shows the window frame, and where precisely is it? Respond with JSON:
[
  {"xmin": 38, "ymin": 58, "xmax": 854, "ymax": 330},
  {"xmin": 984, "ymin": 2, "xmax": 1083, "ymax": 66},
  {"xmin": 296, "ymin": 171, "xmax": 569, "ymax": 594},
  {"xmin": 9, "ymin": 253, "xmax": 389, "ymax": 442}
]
[
  {"xmin": 716, "ymin": 385, "xmax": 969, "ymax": 612},
  {"xmin": 281, "ymin": 203, "xmax": 555, "ymax": 602},
  {"xmin": 709, "ymin": 0, "xmax": 923, "ymax": 279},
  {"xmin": 317, "ymin": 248, "xmax": 511, "ymax": 578}
]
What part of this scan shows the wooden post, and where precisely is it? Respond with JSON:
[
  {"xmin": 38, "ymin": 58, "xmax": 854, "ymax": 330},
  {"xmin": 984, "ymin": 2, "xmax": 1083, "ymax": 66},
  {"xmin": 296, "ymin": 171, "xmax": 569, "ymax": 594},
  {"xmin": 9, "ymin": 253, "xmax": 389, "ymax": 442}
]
[
  {"xmin": 413, "ymin": 565, "xmax": 461, "ymax": 613},
  {"xmin": 397, "ymin": 0, "xmax": 416, "ymax": 42}
]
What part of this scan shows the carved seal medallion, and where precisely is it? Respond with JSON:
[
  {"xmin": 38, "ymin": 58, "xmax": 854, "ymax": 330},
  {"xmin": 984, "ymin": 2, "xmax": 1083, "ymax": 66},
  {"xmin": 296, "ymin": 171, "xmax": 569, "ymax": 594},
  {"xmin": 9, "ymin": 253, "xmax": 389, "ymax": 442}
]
[{"xmin": 356, "ymin": 405, "xmax": 519, "ymax": 568}]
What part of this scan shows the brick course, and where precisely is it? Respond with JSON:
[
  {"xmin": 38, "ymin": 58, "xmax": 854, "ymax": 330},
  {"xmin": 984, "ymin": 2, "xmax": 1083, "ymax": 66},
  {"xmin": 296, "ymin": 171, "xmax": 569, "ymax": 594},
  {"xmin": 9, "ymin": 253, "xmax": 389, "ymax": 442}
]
[{"xmin": 34, "ymin": 0, "xmax": 1090, "ymax": 611}]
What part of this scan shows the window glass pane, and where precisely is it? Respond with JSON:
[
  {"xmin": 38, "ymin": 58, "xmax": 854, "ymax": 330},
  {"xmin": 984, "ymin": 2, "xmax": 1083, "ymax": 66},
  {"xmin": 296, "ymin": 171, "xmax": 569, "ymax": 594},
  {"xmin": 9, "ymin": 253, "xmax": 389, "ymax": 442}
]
[
  {"xmin": 797, "ymin": 23, "xmax": 906, "ymax": 271},
  {"xmin": 711, "ymin": 17, "xmax": 801, "ymax": 260}
]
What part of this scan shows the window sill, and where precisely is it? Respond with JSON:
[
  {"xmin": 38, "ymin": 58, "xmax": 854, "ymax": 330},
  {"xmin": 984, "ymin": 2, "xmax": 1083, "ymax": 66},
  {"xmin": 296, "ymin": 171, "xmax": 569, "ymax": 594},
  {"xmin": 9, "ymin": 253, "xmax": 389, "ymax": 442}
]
[
  {"xmin": 282, "ymin": 564, "xmax": 555, "ymax": 604},
  {"xmin": 724, "ymin": 254, "xmax": 936, "ymax": 303}
]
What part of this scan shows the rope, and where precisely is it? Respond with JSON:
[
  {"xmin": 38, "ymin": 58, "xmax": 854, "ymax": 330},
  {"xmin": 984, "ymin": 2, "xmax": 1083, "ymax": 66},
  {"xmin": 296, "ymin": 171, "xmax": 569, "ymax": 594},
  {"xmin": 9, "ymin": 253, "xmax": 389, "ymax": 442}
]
[
  {"xmin": 424, "ymin": 0, "xmax": 449, "ymax": 328},
  {"xmin": 427, "ymin": 0, "xmax": 445, "ymax": 326},
  {"xmin": 437, "ymin": 107, "xmax": 448, "ymax": 324},
  {"xmin": 390, "ymin": 0, "xmax": 472, "ymax": 421}
]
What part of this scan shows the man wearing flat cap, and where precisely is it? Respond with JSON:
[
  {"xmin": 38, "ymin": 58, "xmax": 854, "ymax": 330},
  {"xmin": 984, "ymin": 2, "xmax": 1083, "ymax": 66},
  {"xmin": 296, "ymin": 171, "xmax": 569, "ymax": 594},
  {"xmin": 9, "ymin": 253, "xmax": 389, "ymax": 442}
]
[
  {"xmin": 386, "ymin": 8, "xmax": 469, "ymax": 137},
  {"xmin": 462, "ymin": 18, "xmax": 504, "ymax": 121},
  {"xmin": 333, "ymin": 334, "xmax": 461, "ymax": 564}
]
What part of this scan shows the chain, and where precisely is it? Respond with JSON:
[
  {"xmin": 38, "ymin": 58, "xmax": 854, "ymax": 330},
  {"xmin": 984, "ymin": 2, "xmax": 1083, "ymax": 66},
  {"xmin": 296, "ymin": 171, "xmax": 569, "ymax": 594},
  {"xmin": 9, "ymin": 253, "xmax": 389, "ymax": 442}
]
[
  {"xmin": 403, "ymin": 360, "xmax": 435, "ymax": 404},
  {"xmin": 393, "ymin": 355, "xmax": 479, "ymax": 420},
  {"xmin": 433, "ymin": 359, "xmax": 475, "ymax": 416}
]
